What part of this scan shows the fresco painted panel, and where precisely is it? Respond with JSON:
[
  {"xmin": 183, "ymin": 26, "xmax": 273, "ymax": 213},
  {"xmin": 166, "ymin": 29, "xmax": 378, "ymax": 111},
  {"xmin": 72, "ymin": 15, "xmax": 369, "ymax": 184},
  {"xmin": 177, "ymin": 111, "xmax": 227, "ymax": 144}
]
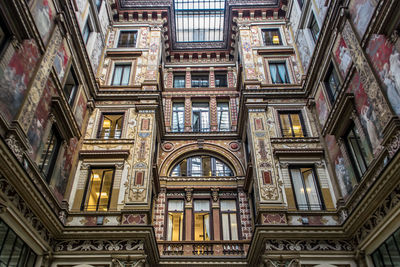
[
  {"xmin": 31, "ymin": 0, "xmax": 56, "ymax": 44},
  {"xmin": 349, "ymin": 0, "xmax": 376, "ymax": 38}
]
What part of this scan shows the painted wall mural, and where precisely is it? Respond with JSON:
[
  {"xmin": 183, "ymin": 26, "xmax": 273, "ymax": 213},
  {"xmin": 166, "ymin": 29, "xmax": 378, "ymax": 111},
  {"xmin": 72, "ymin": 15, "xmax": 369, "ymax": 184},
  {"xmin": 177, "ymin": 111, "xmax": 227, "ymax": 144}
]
[
  {"xmin": 347, "ymin": 72, "xmax": 382, "ymax": 154},
  {"xmin": 325, "ymin": 135, "xmax": 356, "ymax": 198},
  {"xmin": 31, "ymin": 0, "xmax": 56, "ymax": 44},
  {"xmin": 0, "ymin": 40, "xmax": 40, "ymax": 122},
  {"xmin": 315, "ymin": 85, "xmax": 329, "ymax": 127},
  {"xmin": 74, "ymin": 90, "xmax": 87, "ymax": 129},
  {"xmin": 27, "ymin": 78, "xmax": 57, "ymax": 161},
  {"xmin": 348, "ymin": 0, "xmax": 376, "ymax": 38},
  {"xmin": 366, "ymin": 34, "xmax": 400, "ymax": 115},
  {"xmin": 334, "ymin": 36, "xmax": 352, "ymax": 78},
  {"xmin": 53, "ymin": 39, "xmax": 70, "ymax": 83}
]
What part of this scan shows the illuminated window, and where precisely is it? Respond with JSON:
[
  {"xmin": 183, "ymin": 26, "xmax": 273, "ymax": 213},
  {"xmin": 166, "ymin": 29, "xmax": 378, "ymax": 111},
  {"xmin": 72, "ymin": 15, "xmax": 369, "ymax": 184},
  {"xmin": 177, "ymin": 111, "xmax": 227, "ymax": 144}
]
[
  {"xmin": 269, "ymin": 62, "xmax": 290, "ymax": 84},
  {"xmin": 173, "ymin": 74, "xmax": 186, "ymax": 88},
  {"xmin": 117, "ymin": 31, "xmax": 137, "ymax": 48},
  {"xmin": 192, "ymin": 103, "xmax": 209, "ymax": 132},
  {"xmin": 215, "ymin": 72, "xmax": 227, "ymax": 87},
  {"xmin": 344, "ymin": 124, "xmax": 369, "ymax": 179},
  {"xmin": 371, "ymin": 228, "xmax": 400, "ymax": 266},
  {"xmin": 324, "ymin": 63, "xmax": 341, "ymax": 103},
  {"xmin": 220, "ymin": 200, "xmax": 239, "ymax": 240},
  {"xmin": 172, "ymin": 103, "xmax": 185, "ymax": 132},
  {"xmin": 98, "ymin": 113, "xmax": 123, "ymax": 139},
  {"xmin": 111, "ymin": 64, "xmax": 131, "ymax": 86},
  {"xmin": 217, "ymin": 102, "xmax": 230, "ymax": 131},
  {"xmin": 191, "ymin": 74, "xmax": 209, "ymax": 88},
  {"xmin": 82, "ymin": 168, "xmax": 114, "ymax": 211},
  {"xmin": 263, "ymin": 29, "xmax": 282, "ymax": 45},
  {"xmin": 0, "ymin": 219, "xmax": 37, "ymax": 266},
  {"xmin": 39, "ymin": 127, "xmax": 62, "ymax": 182},
  {"xmin": 167, "ymin": 200, "xmax": 184, "ymax": 241},
  {"xmin": 63, "ymin": 67, "xmax": 79, "ymax": 106},
  {"xmin": 289, "ymin": 167, "xmax": 324, "ymax": 210},
  {"xmin": 194, "ymin": 200, "xmax": 211, "ymax": 241},
  {"xmin": 309, "ymin": 13, "xmax": 320, "ymax": 43},
  {"xmin": 170, "ymin": 156, "xmax": 233, "ymax": 177},
  {"xmin": 278, "ymin": 111, "xmax": 306, "ymax": 137}
]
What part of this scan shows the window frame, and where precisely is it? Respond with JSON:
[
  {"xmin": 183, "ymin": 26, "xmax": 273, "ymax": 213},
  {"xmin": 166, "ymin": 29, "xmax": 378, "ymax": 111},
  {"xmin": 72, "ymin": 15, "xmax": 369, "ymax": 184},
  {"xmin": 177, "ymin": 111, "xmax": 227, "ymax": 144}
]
[
  {"xmin": 82, "ymin": 17, "xmax": 93, "ymax": 45},
  {"xmin": 262, "ymin": 28, "xmax": 283, "ymax": 46},
  {"xmin": 371, "ymin": 227, "xmax": 400, "ymax": 267},
  {"xmin": 111, "ymin": 63, "xmax": 131, "ymax": 86},
  {"xmin": 117, "ymin": 30, "xmax": 138, "ymax": 48},
  {"xmin": 171, "ymin": 102, "xmax": 185, "ymax": 132},
  {"xmin": 324, "ymin": 63, "xmax": 341, "ymax": 103},
  {"xmin": 215, "ymin": 72, "xmax": 228, "ymax": 87},
  {"xmin": 173, "ymin": 74, "xmax": 186, "ymax": 88},
  {"xmin": 192, "ymin": 102, "xmax": 210, "ymax": 132},
  {"xmin": 191, "ymin": 73, "xmax": 209, "ymax": 88},
  {"xmin": 39, "ymin": 126, "xmax": 62, "ymax": 183},
  {"xmin": 81, "ymin": 166, "xmax": 115, "ymax": 212},
  {"xmin": 309, "ymin": 12, "xmax": 320, "ymax": 43},
  {"xmin": 268, "ymin": 61, "xmax": 291, "ymax": 84},
  {"xmin": 165, "ymin": 198, "xmax": 185, "ymax": 241},
  {"xmin": 288, "ymin": 166, "xmax": 325, "ymax": 211},
  {"xmin": 219, "ymin": 199, "xmax": 240, "ymax": 241},
  {"xmin": 343, "ymin": 123, "xmax": 369, "ymax": 180},
  {"xmin": 169, "ymin": 155, "xmax": 234, "ymax": 177},
  {"xmin": 217, "ymin": 102, "xmax": 230, "ymax": 131},
  {"xmin": 97, "ymin": 112, "xmax": 125, "ymax": 139},
  {"xmin": 63, "ymin": 67, "xmax": 79, "ymax": 106},
  {"xmin": 192, "ymin": 198, "xmax": 213, "ymax": 241},
  {"xmin": 278, "ymin": 110, "xmax": 307, "ymax": 138}
]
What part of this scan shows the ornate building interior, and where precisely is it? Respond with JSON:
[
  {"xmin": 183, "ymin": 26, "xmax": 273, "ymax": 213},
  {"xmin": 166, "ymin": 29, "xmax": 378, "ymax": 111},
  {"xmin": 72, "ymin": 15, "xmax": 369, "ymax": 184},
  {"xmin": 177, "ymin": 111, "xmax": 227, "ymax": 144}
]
[{"xmin": 0, "ymin": 0, "xmax": 399, "ymax": 266}]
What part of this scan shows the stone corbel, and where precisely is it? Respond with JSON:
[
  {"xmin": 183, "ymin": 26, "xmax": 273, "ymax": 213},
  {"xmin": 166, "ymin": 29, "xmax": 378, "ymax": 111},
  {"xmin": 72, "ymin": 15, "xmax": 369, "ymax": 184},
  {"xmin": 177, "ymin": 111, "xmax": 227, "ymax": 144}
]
[
  {"xmin": 185, "ymin": 188, "xmax": 193, "ymax": 202},
  {"xmin": 211, "ymin": 188, "xmax": 219, "ymax": 202}
]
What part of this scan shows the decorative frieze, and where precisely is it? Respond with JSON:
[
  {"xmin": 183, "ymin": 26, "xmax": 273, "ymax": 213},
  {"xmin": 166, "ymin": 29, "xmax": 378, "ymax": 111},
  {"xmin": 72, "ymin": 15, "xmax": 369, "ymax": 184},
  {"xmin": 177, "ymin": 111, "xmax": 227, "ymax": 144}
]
[{"xmin": 54, "ymin": 239, "xmax": 144, "ymax": 252}]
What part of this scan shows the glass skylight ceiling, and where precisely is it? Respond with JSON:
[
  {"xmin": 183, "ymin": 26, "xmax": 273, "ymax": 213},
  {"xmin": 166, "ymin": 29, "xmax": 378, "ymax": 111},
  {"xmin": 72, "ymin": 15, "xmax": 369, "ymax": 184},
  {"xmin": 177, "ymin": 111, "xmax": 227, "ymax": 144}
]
[{"xmin": 174, "ymin": 0, "xmax": 226, "ymax": 43}]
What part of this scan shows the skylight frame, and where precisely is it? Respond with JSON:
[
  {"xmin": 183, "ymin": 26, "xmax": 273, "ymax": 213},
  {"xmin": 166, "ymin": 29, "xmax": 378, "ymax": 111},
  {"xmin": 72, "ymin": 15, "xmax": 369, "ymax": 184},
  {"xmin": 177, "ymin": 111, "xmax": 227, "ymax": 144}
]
[{"xmin": 173, "ymin": 0, "xmax": 226, "ymax": 43}]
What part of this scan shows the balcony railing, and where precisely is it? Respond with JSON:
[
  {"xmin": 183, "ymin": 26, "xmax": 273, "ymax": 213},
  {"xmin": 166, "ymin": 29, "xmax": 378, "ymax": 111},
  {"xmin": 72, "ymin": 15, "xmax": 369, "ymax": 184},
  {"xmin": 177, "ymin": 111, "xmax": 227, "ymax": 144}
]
[{"xmin": 159, "ymin": 241, "xmax": 249, "ymax": 257}]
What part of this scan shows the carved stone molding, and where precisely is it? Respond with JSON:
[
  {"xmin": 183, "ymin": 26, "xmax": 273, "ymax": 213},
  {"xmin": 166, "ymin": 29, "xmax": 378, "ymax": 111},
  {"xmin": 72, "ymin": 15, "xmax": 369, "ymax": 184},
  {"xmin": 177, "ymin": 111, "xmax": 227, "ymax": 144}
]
[
  {"xmin": 185, "ymin": 188, "xmax": 193, "ymax": 202},
  {"xmin": 54, "ymin": 239, "xmax": 144, "ymax": 252},
  {"xmin": 264, "ymin": 239, "xmax": 354, "ymax": 252}
]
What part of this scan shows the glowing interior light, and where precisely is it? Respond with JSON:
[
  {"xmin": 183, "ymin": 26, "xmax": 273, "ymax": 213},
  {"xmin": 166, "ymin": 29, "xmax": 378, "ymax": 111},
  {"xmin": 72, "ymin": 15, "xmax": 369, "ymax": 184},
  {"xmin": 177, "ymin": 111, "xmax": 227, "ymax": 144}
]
[
  {"xmin": 103, "ymin": 120, "xmax": 111, "ymax": 128},
  {"xmin": 273, "ymin": 35, "xmax": 280, "ymax": 44}
]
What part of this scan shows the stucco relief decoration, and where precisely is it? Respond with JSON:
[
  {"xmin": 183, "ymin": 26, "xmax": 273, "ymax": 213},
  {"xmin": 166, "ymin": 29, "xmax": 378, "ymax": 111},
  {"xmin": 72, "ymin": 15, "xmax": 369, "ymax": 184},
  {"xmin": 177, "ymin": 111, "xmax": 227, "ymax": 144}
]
[
  {"xmin": 251, "ymin": 113, "xmax": 280, "ymax": 202},
  {"xmin": 54, "ymin": 240, "xmax": 144, "ymax": 252},
  {"xmin": 262, "ymin": 213, "xmax": 287, "ymax": 225},
  {"xmin": 162, "ymin": 142, "xmax": 174, "ymax": 152},
  {"xmin": 241, "ymin": 30, "xmax": 257, "ymax": 80},
  {"xmin": 121, "ymin": 214, "xmax": 147, "ymax": 225},
  {"xmin": 228, "ymin": 141, "xmax": 240, "ymax": 151},
  {"xmin": 366, "ymin": 34, "xmax": 400, "ymax": 115},
  {"xmin": 264, "ymin": 239, "xmax": 354, "ymax": 251}
]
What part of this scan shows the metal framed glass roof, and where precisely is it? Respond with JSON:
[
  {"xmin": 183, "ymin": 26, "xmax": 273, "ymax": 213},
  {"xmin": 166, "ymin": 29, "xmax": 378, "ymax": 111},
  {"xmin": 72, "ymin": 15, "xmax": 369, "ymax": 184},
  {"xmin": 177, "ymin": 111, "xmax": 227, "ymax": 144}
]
[{"xmin": 174, "ymin": 0, "xmax": 226, "ymax": 43}]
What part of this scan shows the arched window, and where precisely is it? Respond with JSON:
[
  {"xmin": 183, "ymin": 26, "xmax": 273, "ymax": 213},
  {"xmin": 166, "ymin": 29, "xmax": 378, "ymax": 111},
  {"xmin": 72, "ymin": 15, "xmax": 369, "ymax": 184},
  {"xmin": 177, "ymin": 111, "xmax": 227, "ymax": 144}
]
[{"xmin": 170, "ymin": 155, "xmax": 234, "ymax": 177}]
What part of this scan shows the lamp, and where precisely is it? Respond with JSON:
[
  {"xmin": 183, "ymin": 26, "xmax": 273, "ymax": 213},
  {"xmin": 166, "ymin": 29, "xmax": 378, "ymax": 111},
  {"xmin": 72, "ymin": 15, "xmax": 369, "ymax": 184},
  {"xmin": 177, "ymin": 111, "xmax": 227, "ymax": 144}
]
[
  {"xmin": 273, "ymin": 35, "xmax": 280, "ymax": 44},
  {"xmin": 103, "ymin": 120, "xmax": 111, "ymax": 128}
]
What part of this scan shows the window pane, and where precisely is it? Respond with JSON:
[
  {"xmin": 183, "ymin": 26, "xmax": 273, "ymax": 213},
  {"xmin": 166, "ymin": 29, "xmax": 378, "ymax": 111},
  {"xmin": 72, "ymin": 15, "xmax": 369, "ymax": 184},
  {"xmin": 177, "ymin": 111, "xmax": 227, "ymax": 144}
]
[
  {"xmin": 64, "ymin": 68, "xmax": 78, "ymax": 105},
  {"xmin": 215, "ymin": 74, "xmax": 227, "ymax": 87},
  {"xmin": 170, "ymin": 156, "xmax": 233, "ymax": 177},
  {"xmin": 97, "ymin": 170, "xmax": 113, "ymax": 211},
  {"xmin": 121, "ymin": 66, "xmax": 131, "ymax": 85},
  {"xmin": 168, "ymin": 212, "xmax": 183, "ymax": 241},
  {"xmin": 220, "ymin": 200, "xmax": 236, "ymax": 211},
  {"xmin": 217, "ymin": 103, "xmax": 230, "ymax": 131},
  {"xmin": 84, "ymin": 168, "xmax": 114, "ymax": 211},
  {"xmin": 290, "ymin": 113, "xmax": 304, "ymax": 137},
  {"xmin": 194, "ymin": 200, "xmax": 210, "ymax": 211},
  {"xmin": 290, "ymin": 168, "xmax": 308, "ymax": 210},
  {"xmin": 174, "ymin": 75, "xmax": 185, "ymax": 88},
  {"xmin": 264, "ymin": 29, "xmax": 281, "ymax": 45},
  {"xmin": 112, "ymin": 66, "xmax": 123, "ymax": 85},
  {"xmin": 302, "ymin": 168, "xmax": 321, "ymax": 210},
  {"xmin": 168, "ymin": 200, "xmax": 184, "ymax": 211},
  {"xmin": 346, "ymin": 127, "xmax": 368, "ymax": 177},
  {"xmin": 172, "ymin": 103, "xmax": 185, "ymax": 132},
  {"xmin": 118, "ymin": 31, "xmax": 137, "ymax": 47},
  {"xmin": 0, "ymin": 230, "xmax": 16, "ymax": 264},
  {"xmin": 372, "ymin": 251, "xmax": 384, "ymax": 267},
  {"xmin": 379, "ymin": 245, "xmax": 392, "ymax": 266},
  {"xmin": 99, "ymin": 114, "xmax": 123, "ymax": 139},
  {"xmin": 230, "ymin": 214, "xmax": 238, "ymax": 240},
  {"xmin": 9, "ymin": 238, "xmax": 23, "ymax": 266},
  {"xmin": 386, "ymin": 236, "xmax": 400, "ymax": 265},
  {"xmin": 280, "ymin": 114, "xmax": 293, "ymax": 137},
  {"xmin": 194, "ymin": 212, "xmax": 210, "ymax": 241},
  {"xmin": 221, "ymin": 214, "xmax": 230, "ymax": 240}
]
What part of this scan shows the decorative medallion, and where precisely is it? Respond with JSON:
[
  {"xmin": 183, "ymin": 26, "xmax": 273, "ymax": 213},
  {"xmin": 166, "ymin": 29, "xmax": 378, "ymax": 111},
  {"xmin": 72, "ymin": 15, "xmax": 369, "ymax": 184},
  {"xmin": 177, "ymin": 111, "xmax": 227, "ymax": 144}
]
[
  {"xmin": 228, "ymin": 141, "xmax": 240, "ymax": 151},
  {"xmin": 162, "ymin": 142, "xmax": 174, "ymax": 152}
]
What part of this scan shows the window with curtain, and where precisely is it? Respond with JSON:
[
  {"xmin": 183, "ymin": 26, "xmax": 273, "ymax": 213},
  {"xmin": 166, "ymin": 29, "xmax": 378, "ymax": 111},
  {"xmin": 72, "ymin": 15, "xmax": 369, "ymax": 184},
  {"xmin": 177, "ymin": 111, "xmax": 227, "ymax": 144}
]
[
  {"xmin": 325, "ymin": 63, "xmax": 341, "ymax": 103},
  {"xmin": 344, "ymin": 124, "xmax": 369, "ymax": 180},
  {"xmin": 269, "ymin": 62, "xmax": 290, "ymax": 84},
  {"xmin": 279, "ymin": 111, "xmax": 306, "ymax": 137},
  {"xmin": 111, "ymin": 64, "xmax": 131, "ymax": 86},
  {"xmin": 220, "ymin": 200, "xmax": 239, "ymax": 240},
  {"xmin": 39, "ymin": 126, "xmax": 62, "ymax": 182},
  {"xmin": 117, "ymin": 31, "xmax": 137, "ymax": 47},
  {"xmin": 192, "ymin": 103, "xmax": 210, "ymax": 132},
  {"xmin": 98, "ymin": 113, "xmax": 123, "ymax": 139},
  {"xmin": 170, "ymin": 156, "xmax": 233, "ymax": 177},
  {"xmin": 191, "ymin": 74, "xmax": 209, "ymax": 87},
  {"xmin": 63, "ymin": 67, "xmax": 79, "ymax": 106},
  {"xmin": 290, "ymin": 167, "xmax": 324, "ymax": 210},
  {"xmin": 0, "ymin": 219, "xmax": 37, "ymax": 267},
  {"xmin": 194, "ymin": 200, "xmax": 211, "ymax": 241},
  {"xmin": 167, "ymin": 200, "xmax": 184, "ymax": 241},
  {"xmin": 217, "ymin": 102, "xmax": 230, "ymax": 131},
  {"xmin": 173, "ymin": 74, "xmax": 186, "ymax": 88},
  {"xmin": 82, "ymin": 168, "xmax": 114, "ymax": 211},
  {"xmin": 215, "ymin": 72, "xmax": 227, "ymax": 87},
  {"xmin": 371, "ymin": 227, "xmax": 400, "ymax": 267},
  {"xmin": 263, "ymin": 29, "xmax": 282, "ymax": 45},
  {"xmin": 172, "ymin": 103, "xmax": 185, "ymax": 132},
  {"xmin": 309, "ymin": 13, "xmax": 320, "ymax": 43}
]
